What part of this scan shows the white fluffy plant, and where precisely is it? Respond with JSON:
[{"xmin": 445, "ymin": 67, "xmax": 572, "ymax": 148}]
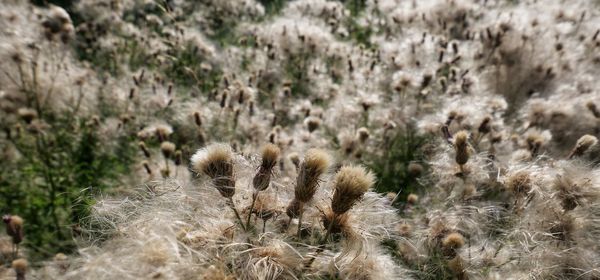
[{"xmin": 34, "ymin": 143, "xmax": 406, "ymax": 280}]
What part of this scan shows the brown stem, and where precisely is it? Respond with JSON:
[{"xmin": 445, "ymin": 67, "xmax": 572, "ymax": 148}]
[
  {"xmin": 228, "ymin": 197, "xmax": 246, "ymax": 231},
  {"xmin": 296, "ymin": 203, "xmax": 305, "ymax": 239},
  {"xmin": 246, "ymin": 192, "xmax": 258, "ymax": 229}
]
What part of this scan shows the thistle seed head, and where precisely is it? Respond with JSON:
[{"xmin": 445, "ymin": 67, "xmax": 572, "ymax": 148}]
[
  {"xmin": 506, "ymin": 171, "xmax": 532, "ymax": 196},
  {"xmin": 3, "ymin": 215, "xmax": 24, "ymax": 244},
  {"xmin": 17, "ymin": 108, "xmax": 37, "ymax": 124},
  {"xmin": 331, "ymin": 165, "xmax": 375, "ymax": 214},
  {"xmin": 568, "ymin": 134, "xmax": 597, "ymax": 159},
  {"xmin": 294, "ymin": 149, "xmax": 331, "ymax": 203},
  {"xmin": 160, "ymin": 141, "xmax": 176, "ymax": 159},
  {"xmin": 304, "ymin": 116, "xmax": 321, "ymax": 133},
  {"xmin": 286, "ymin": 198, "xmax": 301, "ymax": 218},
  {"xmin": 253, "ymin": 144, "xmax": 280, "ymax": 191},
  {"xmin": 321, "ymin": 208, "xmax": 350, "ymax": 235},
  {"xmin": 12, "ymin": 258, "xmax": 27, "ymax": 277},
  {"xmin": 191, "ymin": 143, "xmax": 236, "ymax": 198},
  {"xmin": 442, "ymin": 232, "xmax": 465, "ymax": 251},
  {"xmin": 356, "ymin": 127, "xmax": 370, "ymax": 143},
  {"xmin": 407, "ymin": 193, "xmax": 419, "ymax": 205},
  {"xmin": 453, "ymin": 130, "xmax": 470, "ymax": 166}
]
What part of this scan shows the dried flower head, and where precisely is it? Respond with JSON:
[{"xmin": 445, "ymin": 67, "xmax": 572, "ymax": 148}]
[
  {"xmin": 286, "ymin": 198, "xmax": 302, "ymax": 218},
  {"xmin": 331, "ymin": 165, "xmax": 375, "ymax": 214},
  {"xmin": 396, "ymin": 223, "xmax": 413, "ymax": 237},
  {"xmin": 253, "ymin": 144, "xmax": 280, "ymax": 191},
  {"xmin": 442, "ymin": 232, "xmax": 465, "ymax": 251},
  {"xmin": 568, "ymin": 134, "xmax": 597, "ymax": 159},
  {"xmin": 304, "ymin": 116, "xmax": 321, "ymax": 133},
  {"xmin": 193, "ymin": 111, "xmax": 203, "ymax": 127},
  {"xmin": 174, "ymin": 150, "xmax": 182, "ymax": 166},
  {"xmin": 191, "ymin": 143, "xmax": 236, "ymax": 198},
  {"xmin": 408, "ymin": 162, "xmax": 424, "ymax": 177},
  {"xmin": 321, "ymin": 208, "xmax": 350, "ymax": 235},
  {"xmin": 407, "ymin": 193, "xmax": 419, "ymax": 204},
  {"xmin": 17, "ymin": 108, "xmax": 37, "ymax": 124},
  {"xmin": 294, "ymin": 149, "xmax": 331, "ymax": 203},
  {"xmin": 356, "ymin": 127, "xmax": 370, "ymax": 143},
  {"xmin": 288, "ymin": 152, "xmax": 300, "ymax": 169},
  {"xmin": 12, "ymin": 258, "xmax": 27, "ymax": 280},
  {"xmin": 3, "ymin": 215, "xmax": 24, "ymax": 245},
  {"xmin": 586, "ymin": 102, "xmax": 600, "ymax": 118},
  {"xmin": 506, "ymin": 171, "xmax": 532, "ymax": 196},
  {"xmin": 160, "ymin": 141, "xmax": 176, "ymax": 159},
  {"xmin": 453, "ymin": 130, "xmax": 470, "ymax": 166}
]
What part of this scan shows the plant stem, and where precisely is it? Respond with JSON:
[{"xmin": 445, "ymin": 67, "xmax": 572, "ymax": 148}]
[
  {"xmin": 228, "ymin": 197, "xmax": 246, "ymax": 231},
  {"xmin": 321, "ymin": 213, "xmax": 337, "ymax": 244},
  {"xmin": 246, "ymin": 191, "xmax": 258, "ymax": 229},
  {"xmin": 296, "ymin": 203, "xmax": 305, "ymax": 239}
]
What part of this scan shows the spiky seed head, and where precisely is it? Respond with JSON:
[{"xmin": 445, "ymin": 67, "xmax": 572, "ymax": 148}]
[
  {"xmin": 12, "ymin": 258, "xmax": 27, "ymax": 274},
  {"xmin": 160, "ymin": 168, "xmax": 170, "ymax": 178},
  {"xmin": 193, "ymin": 112, "xmax": 202, "ymax": 127},
  {"xmin": 191, "ymin": 143, "xmax": 236, "ymax": 198},
  {"xmin": 396, "ymin": 223, "xmax": 413, "ymax": 237},
  {"xmin": 478, "ymin": 116, "xmax": 491, "ymax": 134},
  {"xmin": 294, "ymin": 149, "xmax": 331, "ymax": 203},
  {"xmin": 506, "ymin": 171, "xmax": 532, "ymax": 195},
  {"xmin": 174, "ymin": 150, "xmax": 182, "ymax": 166},
  {"xmin": 286, "ymin": 198, "xmax": 301, "ymax": 218},
  {"xmin": 17, "ymin": 108, "xmax": 37, "ymax": 124},
  {"xmin": 407, "ymin": 193, "xmax": 419, "ymax": 204},
  {"xmin": 331, "ymin": 165, "xmax": 375, "ymax": 214},
  {"xmin": 202, "ymin": 265, "xmax": 234, "ymax": 280},
  {"xmin": 253, "ymin": 144, "xmax": 281, "ymax": 191},
  {"xmin": 160, "ymin": 141, "xmax": 176, "ymax": 159},
  {"xmin": 385, "ymin": 192, "xmax": 396, "ymax": 201},
  {"xmin": 155, "ymin": 126, "xmax": 172, "ymax": 142},
  {"xmin": 260, "ymin": 144, "xmax": 280, "ymax": 170},
  {"xmin": 447, "ymin": 256, "xmax": 466, "ymax": 276},
  {"xmin": 54, "ymin": 253, "xmax": 67, "ymax": 262},
  {"xmin": 4, "ymin": 215, "xmax": 24, "ymax": 244},
  {"xmin": 553, "ymin": 174, "xmax": 589, "ymax": 211},
  {"xmin": 356, "ymin": 127, "xmax": 370, "ymax": 143},
  {"xmin": 408, "ymin": 162, "xmax": 424, "ymax": 177},
  {"xmin": 251, "ymin": 196, "xmax": 278, "ymax": 221},
  {"xmin": 304, "ymin": 116, "xmax": 321, "ymax": 133},
  {"xmin": 288, "ymin": 152, "xmax": 300, "ymax": 169},
  {"xmin": 442, "ymin": 232, "xmax": 465, "ymax": 250},
  {"xmin": 569, "ymin": 134, "xmax": 598, "ymax": 159},
  {"xmin": 548, "ymin": 214, "xmax": 577, "ymax": 242},
  {"xmin": 321, "ymin": 209, "xmax": 350, "ymax": 235},
  {"xmin": 453, "ymin": 130, "xmax": 470, "ymax": 165},
  {"xmin": 586, "ymin": 102, "xmax": 600, "ymax": 118}
]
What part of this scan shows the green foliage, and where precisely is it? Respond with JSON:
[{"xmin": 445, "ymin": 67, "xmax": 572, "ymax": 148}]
[
  {"xmin": 283, "ymin": 52, "xmax": 314, "ymax": 98},
  {"xmin": 163, "ymin": 41, "xmax": 222, "ymax": 89},
  {"xmin": 258, "ymin": 0, "xmax": 287, "ymax": 17},
  {"xmin": 343, "ymin": 0, "xmax": 367, "ymax": 16},
  {"xmin": 0, "ymin": 114, "xmax": 136, "ymax": 260},
  {"xmin": 362, "ymin": 126, "xmax": 429, "ymax": 202},
  {"xmin": 343, "ymin": 16, "xmax": 374, "ymax": 49},
  {"xmin": 75, "ymin": 30, "xmax": 154, "ymax": 76}
]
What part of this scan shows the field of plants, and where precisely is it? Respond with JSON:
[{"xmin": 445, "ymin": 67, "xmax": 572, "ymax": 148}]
[{"xmin": 1, "ymin": 0, "xmax": 599, "ymax": 279}]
